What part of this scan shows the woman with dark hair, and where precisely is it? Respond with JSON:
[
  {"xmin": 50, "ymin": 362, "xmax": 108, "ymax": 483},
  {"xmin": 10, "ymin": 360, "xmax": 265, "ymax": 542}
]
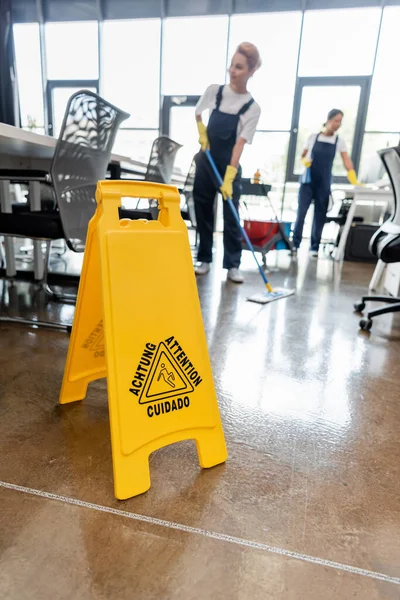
[
  {"xmin": 292, "ymin": 108, "xmax": 361, "ymax": 258},
  {"xmin": 193, "ymin": 42, "xmax": 261, "ymax": 283}
]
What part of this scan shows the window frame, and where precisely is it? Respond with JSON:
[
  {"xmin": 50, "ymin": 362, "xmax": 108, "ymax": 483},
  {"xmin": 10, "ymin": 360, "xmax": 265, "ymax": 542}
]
[{"xmin": 46, "ymin": 79, "xmax": 99, "ymax": 136}]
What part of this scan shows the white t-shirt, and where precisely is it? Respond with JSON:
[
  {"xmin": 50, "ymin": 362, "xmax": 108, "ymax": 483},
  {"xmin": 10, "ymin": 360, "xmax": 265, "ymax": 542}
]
[
  {"xmin": 195, "ymin": 84, "xmax": 261, "ymax": 144},
  {"xmin": 304, "ymin": 133, "xmax": 347, "ymax": 158}
]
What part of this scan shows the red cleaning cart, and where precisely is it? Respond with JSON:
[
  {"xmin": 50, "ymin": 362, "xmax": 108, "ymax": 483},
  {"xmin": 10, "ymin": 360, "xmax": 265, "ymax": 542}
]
[{"xmin": 240, "ymin": 179, "xmax": 293, "ymax": 268}]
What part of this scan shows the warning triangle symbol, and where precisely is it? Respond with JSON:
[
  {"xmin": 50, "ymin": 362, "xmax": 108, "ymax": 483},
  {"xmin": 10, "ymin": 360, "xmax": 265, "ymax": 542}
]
[
  {"xmin": 139, "ymin": 342, "xmax": 194, "ymax": 404},
  {"xmin": 90, "ymin": 330, "xmax": 104, "ymax": 351}
]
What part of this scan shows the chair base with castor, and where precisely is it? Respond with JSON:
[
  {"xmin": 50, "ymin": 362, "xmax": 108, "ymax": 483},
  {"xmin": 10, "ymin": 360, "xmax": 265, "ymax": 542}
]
[{"xmin": 354, "ymin": 295, "xmax": 400, "ymax": 330}]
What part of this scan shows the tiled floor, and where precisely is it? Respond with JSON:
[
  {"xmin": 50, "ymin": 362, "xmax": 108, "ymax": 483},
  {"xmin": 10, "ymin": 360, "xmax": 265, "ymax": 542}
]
[{"xmin": 1, "ymin": 244, "xmax": 400, "ymax": 599}]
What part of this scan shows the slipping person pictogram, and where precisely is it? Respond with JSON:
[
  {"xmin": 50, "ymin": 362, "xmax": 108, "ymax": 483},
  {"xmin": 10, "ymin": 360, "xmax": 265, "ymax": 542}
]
[{"xmin": 157, "ymin": 363, "xmax": 176, "ymax": 388}]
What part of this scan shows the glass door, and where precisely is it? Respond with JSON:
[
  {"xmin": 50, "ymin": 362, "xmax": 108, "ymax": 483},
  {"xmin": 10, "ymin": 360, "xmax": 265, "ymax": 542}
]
[{"xmin": 287, "ymin": 76, "xmax": 370, "ymax": 183}]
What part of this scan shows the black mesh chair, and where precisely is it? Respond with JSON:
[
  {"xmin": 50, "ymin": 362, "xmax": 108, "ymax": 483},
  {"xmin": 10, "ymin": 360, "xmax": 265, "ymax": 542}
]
[
  {"xmin": 354, "ymin": 146, "xmax": 400, "ymax": 330},
  {"xmin": 179, "ymin": 157, "xmax": 196, "ymax": 226},
  {"xmin": 0, "ymin": 90, "xmax": 129, "ymax": 329},
  {"xmin": 131, "ymin": 136, "xmax": 182, "ymax": 220},
  {"xmin": 145, "ymin": 136, "xmax": 182, "ymax": 184},
  {"xmin": 52, "ymin": 90, "xmax": 129, "ymax": 251}
]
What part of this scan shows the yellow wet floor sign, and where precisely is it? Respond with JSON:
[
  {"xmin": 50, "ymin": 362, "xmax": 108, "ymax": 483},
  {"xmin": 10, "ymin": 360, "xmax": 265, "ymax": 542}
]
[{"xmin": 60, "ymin": 180, "xmax": 228, "ymax": 499}]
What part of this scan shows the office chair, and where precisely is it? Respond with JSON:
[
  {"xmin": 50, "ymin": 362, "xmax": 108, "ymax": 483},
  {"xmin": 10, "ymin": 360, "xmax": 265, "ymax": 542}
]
[
  {"xmin": 51, "ymin": 91, "xmax": 129, "ymax": 253},
  {"xmin": 132, "ymin": 135, "xmax": 182, "ymax": 219},
  {"xmin": 145, "ymin": 136, "xmax": 182, "ymax": 184},
  {"xmin": 0, "ymin": 90, "xmax": 129, "ymax": 329},
  {"xmin": 179, "ymin": 157, "xmax": 196, "ymax": 226},
  {"xmin": 354, "ymin": 146, "xmax": 400, "ymax": 330}
]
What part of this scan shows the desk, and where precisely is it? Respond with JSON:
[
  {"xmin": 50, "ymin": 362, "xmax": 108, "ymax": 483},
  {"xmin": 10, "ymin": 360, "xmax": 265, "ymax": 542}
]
[
  {"xmin": 0, "ymin": 123, "xmax": 147, "ymax": 278},
  {"xmin": 332, "ymin": 188, "xmax": 393, "ymax": 262},
  {"xmin": 0, "ymin": 123, "xmax": 186, "ymax": 182},
  {"xmin": 0, "ymin": 122, "xmax": 143, "ymax": 173}
]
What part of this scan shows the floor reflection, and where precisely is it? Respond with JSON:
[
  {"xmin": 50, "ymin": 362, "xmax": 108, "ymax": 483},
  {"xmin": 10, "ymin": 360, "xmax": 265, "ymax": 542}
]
[{"xmin": 1, "ymin": 237, "xmax": 400, "ymax": 594}]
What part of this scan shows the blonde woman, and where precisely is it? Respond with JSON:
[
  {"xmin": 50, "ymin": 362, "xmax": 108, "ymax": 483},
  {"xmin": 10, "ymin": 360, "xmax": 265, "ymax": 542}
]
[{"xmin": 193, "ymin": 42, "xmax": 261, "ymax": 283}]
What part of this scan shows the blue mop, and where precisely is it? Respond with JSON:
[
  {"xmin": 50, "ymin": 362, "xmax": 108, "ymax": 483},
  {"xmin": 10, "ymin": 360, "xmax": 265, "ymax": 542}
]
[{"xmin": 205, "ymin": 149, "xmax": 295, "ymax": 304}]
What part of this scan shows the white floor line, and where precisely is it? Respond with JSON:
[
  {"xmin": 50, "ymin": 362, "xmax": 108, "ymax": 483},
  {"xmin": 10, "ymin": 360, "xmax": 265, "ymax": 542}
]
[{"xmin": 1, "ymin": 480, "xmax": 399, "ymax": 586}]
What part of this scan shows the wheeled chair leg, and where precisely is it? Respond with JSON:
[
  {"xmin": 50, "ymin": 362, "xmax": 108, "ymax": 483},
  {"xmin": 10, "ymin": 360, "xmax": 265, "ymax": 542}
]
[
  {"xmin": 367, "ymin": 302, "xmax": 400, "ymax": 319},
  {"xmin": 358, "ymin": 300, "xmax": 400, "ymax": 331},
  {"xmin": 362, "ymin": 295, "xmax": 400, "ymax": 304},
  {"xmin": 354, "ymin": 295, "xmax": 400, "ymax": 313}
]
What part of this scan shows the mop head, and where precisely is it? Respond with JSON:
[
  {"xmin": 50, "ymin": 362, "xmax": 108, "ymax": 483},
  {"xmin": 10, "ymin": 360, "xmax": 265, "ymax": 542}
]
[{"xmin": 247, "ymin": 287, "xmax": 295, "ymax": 304}]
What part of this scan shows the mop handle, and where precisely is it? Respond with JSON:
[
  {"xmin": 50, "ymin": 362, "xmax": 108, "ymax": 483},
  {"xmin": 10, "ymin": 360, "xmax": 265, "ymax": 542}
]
[{"xmin": 204, "ymin": 149, "xmax": 272, "ymax": 291}]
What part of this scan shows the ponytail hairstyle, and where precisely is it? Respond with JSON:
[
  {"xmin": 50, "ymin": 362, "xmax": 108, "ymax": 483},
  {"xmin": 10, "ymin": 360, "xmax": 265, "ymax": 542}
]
[
  {"xmin": 237, "ymin": 42, "xmax": 262, "ymax": 73},
  {"xmin": 324, "ymin": 108, "xmax": 344, "ymax": 127}
]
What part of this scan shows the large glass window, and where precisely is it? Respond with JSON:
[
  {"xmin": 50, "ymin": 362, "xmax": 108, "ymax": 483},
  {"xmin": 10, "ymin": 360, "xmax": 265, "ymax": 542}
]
[
  {"xmin": 15, "ymin": 7, "xmax": 394, "ymax": 185},
  {"xmin": 13, "ymin": 23, "xmax": 44, "ymax": 132},
  {"xmin": 162, "ymin": 16, "xmax": 229, "ymax": 95},
  {"xmin": 102, "ymin": 19, "xmax": 161, "ymax": 128},
  {"xmin": 366, "ymin": 7, "xmax": 400, "ymax": 132},
  {"xmin": 359, "ymin": 134, "xmax": 399, "ymax": 183},
  {"xmin": 299, "ymin": 8, "xmax": 381, "ymax": 77},
  {"xmin": 112, "ymin": 130, "xmax": 156, "ymax": 164},
  {"xmin": 51, "ymin": 86, "xmax": 97, "ymax": 137},
  {"xmin": 362, "ymin": 7, "xmax": 400, "ymax": 184},
  {"xmin": 229, "ymin": 12, "xmax": 302, "ymax": 131},
  {"xmin": 240, "ymin": 132, "xmax": 290, "ymax": 182},
  {"xmin": 45, "ymin": 21, "xmax": 99, "ymax": 80}
]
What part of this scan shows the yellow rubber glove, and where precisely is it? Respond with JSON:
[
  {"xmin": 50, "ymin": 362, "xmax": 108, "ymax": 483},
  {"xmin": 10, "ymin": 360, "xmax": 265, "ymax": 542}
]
[
  {"xmin": 197, "ymin": 121, "xmax": 209, "ymax": 151},
  {"xmin": 220, "ymin": 165, "xmax": 238, "ymax": 200},
  {"xmin": 347, "ymin": 169, "xmax": 361, "ymax": 186},
  {"xmin": 301, "ymin": 156, "xmax": 312, "ymax": 168}
]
